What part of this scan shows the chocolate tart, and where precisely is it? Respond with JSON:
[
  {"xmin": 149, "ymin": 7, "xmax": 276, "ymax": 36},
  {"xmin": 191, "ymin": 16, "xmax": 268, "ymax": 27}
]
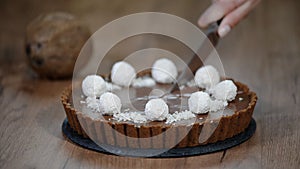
[{"xmin": 61, "ymin": 80, "xmax": 257, "ymax": 149}]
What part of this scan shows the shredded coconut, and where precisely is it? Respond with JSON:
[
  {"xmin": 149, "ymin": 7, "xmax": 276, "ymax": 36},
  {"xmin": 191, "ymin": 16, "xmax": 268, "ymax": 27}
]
[
  {"xmin": 111, "ymin": 61, "xmax": 136, "ymax": 87},
  {"xmin": 85, "ymin": 96, "xmax": 101, "ymax": 112},
  {"xmin": 113, "ymin": 112, "xmax": 147, "ymax": 123},
  {"xmin": 210, "ymin": 100, "xmax": 228, "ymax": 112},
  {"xmin": 186, "ymin": 79, "xmax": 197, "ymax": 87},
  {"xmin": 132, "ymin": 76, "xmax": 156, "ymax": 88},
  {"xmin": 165, "ymin": 110, "xmax": 196, "ymax": 124},
  {"xmin": 188, "ymin": 91, "xmax": 211, "ymax": 114},
  {"xmin": 145, "ymin": 98, "xmax": 169, "ymax": 121},
  {"xmin": 210, "ymin": 80, "xmax": 237, "ymax": 101},
  {"xmin": 151, "ymin": 58, "xmax": 178, "ymax": 84},
  {"xmin": 82, "ymin": 75, "xmax": 106, "ymax": 97},
  {"xmin": 194, "ymin": 65, "xmax": 220, "ymax": 89},
  {"xmin": 179, "ymin": 85, "xmax": 185, "ymax": 90},
  {"xmin": 81, "ymin": 105, "xmax": 102, "ymax": 120},
  {"xmin": 105, "ymin": 82, "xmax": 122, "ymax": 91}
]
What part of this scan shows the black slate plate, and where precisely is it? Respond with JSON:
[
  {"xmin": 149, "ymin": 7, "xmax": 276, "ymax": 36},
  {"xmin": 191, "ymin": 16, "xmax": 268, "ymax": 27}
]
[{"xmin": 62, "ymin": 118, "xmax": 256, "ymax": 158}]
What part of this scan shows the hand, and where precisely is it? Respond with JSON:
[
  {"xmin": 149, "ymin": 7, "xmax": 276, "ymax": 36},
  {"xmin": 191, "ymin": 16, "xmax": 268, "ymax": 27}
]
[{"xmin": 198, "ymin": 0, "xmax": 261, "ymax": 37}]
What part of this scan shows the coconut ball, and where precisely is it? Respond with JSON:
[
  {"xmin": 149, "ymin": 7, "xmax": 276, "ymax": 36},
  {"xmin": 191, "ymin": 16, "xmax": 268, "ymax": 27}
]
[
  {"xmin": 194, "ymin": 65, "xmax": 220, "ymax": 89},
  {"xmin": 210, "ymin": 80, "xmax": 237, "ymax": 101},
  {"xmin": 145, "ymin": 98, "xmax": 169, "ymax": 121},
  {"xmin": 151, "ymin": 58, "xmax": 178, "ymax": 84},
  {"xmin": 111, "ymin": 61, "xmax": 136, "ymax": 87},
  {"xmin": 99, "ymin": 92, "xmax": 122, "ymax": 115},
  {"xmin": 25, "ymin": 12, "xmax": 91, "ymax": 79},
  {"xmin": 188, "ymin": 91, "xmax": 211, "ymax": 114},
  {"xmin": 82, "ymin": 75, "xmax": 106, "ymax": 97}
]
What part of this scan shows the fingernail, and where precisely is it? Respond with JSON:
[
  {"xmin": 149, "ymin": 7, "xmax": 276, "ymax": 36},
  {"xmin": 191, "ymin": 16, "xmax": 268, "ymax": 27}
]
[{"xmin": 218, "ymin": 25, "xmax": 231, "ymax": 37}]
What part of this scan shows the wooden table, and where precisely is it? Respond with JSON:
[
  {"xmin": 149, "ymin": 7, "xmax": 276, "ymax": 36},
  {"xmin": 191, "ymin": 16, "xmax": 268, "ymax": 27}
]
[{"xmin": 0, "ymin": 0, "xmax": 299, "ymax": 168}]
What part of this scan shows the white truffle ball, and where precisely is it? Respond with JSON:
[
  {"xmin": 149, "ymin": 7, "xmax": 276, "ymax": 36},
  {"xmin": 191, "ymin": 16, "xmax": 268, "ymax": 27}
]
[
  {"xmin": 151, "ymin": 58, "xmax": 178, "ymax": 84},
  {"xmin": 111, "ymin": 61, "xmax": 136, "ymax": 87},
  {"xmin": 82, "ymin": 75, "xmax": 106, "ymax": 97},
  {"xmin": 188, "ymin": 91, "xmax": 211, "ymax": 114},
  {"xmin": 99, "ymin": 92, "xmax": 122, "ymax": 115},
  {"xmin": 145, "ymin": 98, "xmax": 169, "ymax": 121},
  {"xmin": 210, "ymin": 80, "xmax": 237, "ymax": 101},
  {"xmin": 195, "ymin": 65, "xmax": 220, "ymax": 89}
]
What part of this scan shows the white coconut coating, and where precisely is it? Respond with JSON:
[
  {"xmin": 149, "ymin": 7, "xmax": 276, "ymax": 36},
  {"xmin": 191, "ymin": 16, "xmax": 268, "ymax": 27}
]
[
  {"xmin": 132, "ymin": 76, "xmax": 156, "ymax": 88},
  {"xmin": 111, "ymin": 61, "xmax": 136, "ymax": 87},
  {"xmin": 151, "ymin": 58, "xmax": 178, "ymax": 84},
  {"xmin": 82, "ymin": 75, "xmax": 106, "ymax": 97},
  {"xmin": 145, "ymin": 98, "xmax": 169, "ymax": 121},
  {"xmin": 113, "ymin": 112, "xmax": 147, "ymax": 124},
  {"xmin": 210, "ymin": 100, "xmax": 228, "ymax": 112},
  {"xmin": 188, "ymin": 91, "xmax": 211, "ymax": 114},
  {"xmin": 99, "ymin": 92, "xmax": 122, "ymax": 115},
  {"xmin": 194, "ymin": 65, "xmax": 220, "ymax": 89},
  {"xmin": 165, "ymin": 110, "xmax": 196, "ymax": 124},
  {"xmin": 85, "ymin": 96, "xmax": 101, "ymax": 112},
  {"xmin": 210, "ymin": 80, "xmax": 237, "ymax": 101},
  {"xmin": 105, "ymin": 82, "xmax": 122, "ymax": 91}
]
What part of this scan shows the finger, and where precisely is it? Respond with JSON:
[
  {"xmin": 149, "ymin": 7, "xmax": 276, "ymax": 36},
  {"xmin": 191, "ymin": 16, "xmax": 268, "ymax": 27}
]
[
  {"xmin": 218, "ymin": 0, "xmax": 260, "ymax": 37},
  {"xmin": 198, "ymin": 0, "xmax": 247, "ymax": 28}
]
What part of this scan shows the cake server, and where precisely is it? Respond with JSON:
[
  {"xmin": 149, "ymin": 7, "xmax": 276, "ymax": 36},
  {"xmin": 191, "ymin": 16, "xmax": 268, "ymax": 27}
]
[{"xmin": 166, "ymin": 19, "xmax": 222, "ymax": 94}]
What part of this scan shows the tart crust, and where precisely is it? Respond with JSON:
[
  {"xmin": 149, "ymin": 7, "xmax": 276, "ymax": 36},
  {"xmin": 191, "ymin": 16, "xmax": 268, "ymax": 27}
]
[{"xmin": 61, "ymin": 81, "xmax": 257, "ymax": 149}]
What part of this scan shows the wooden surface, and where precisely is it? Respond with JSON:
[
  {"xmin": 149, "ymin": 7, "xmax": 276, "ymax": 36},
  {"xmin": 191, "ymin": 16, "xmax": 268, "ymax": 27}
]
[{"xmin": 0, "ymin": 0, "xmax": 299, "ymax": 168}]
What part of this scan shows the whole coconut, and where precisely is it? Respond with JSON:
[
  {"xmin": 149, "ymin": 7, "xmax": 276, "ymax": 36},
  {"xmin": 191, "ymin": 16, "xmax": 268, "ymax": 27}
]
[{"xmin": 25, "ymin": 12, "xmax": 91, "ymax": 79}]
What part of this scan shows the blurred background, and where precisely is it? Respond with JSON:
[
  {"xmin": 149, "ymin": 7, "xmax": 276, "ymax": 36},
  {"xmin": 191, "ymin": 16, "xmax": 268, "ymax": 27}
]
[
  {"xmin": 1, "ymin": 0, "xmax": 298, "ymax": 81},
  {"xmin": 1, "ymin": 0, "xmax": 298, "ymax": 82},
  {"xmin": 0, "ymin": 0, "xmax": 261, "ymax": 79}
]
